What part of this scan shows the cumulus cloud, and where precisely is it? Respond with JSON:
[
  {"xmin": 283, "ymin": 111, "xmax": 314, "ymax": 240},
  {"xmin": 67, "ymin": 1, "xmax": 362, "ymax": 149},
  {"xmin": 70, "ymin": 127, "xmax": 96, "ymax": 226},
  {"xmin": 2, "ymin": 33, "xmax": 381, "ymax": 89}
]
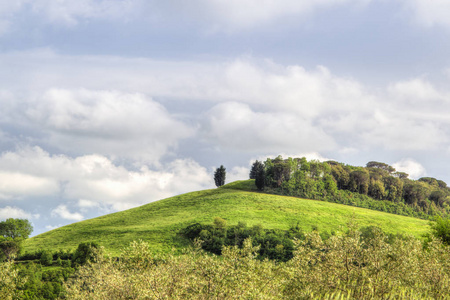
[
  {"xmin": 0, "ymin": 206, "xmax": 39, "ymax": 220},
  {"xmin": 226, "ymin": 166, "xmax": 250, "ymax": 183},
  {"xmin": 2, "ymin": 50, "xmax": 450, "ymax": 157},
  {"xmin": 9, "ymin": 88, "xmax": 193, "ymax": 162},
  {"xmin": 205, "ymin": 101, "xmax": 336, "ymax": 153},
  {"xmin": 388, "ymin": 78, "xmax": 448, "ymax": 103},
  {"xmin": 0, "ymin": 146, "xmax": 213, "ymax": 211},
  {"xmin": 0, "ymin": 171, "xmax": 58, "ymax": 200},
  {"xmin": 51, "ymin": 205, "xmax": 84, "ymax": 221},
  {"xmin": 393, "ymin": 159, "xmax": 426, "ymax": 179}
]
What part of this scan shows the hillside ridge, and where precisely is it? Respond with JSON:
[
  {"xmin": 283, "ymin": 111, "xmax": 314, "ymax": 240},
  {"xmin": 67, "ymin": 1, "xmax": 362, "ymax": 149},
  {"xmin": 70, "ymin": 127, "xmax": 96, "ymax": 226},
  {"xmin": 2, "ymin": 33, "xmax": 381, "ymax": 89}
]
[{"xmin": 23, "ymin": 180, "xmax": 430, "ymax": 255}]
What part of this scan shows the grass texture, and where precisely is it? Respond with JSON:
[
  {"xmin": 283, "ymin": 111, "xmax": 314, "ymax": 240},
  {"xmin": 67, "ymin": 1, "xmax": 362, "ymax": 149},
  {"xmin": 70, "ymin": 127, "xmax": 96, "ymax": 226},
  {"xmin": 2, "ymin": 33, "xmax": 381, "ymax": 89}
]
[{"xmin": 24, "ymin": 180, "xmax": 430, "ymax": 255}]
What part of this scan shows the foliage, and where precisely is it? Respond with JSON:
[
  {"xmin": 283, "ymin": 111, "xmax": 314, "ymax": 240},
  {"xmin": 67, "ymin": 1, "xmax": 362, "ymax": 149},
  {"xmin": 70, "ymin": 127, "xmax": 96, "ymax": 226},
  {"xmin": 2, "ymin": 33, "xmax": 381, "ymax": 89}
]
[
  {"xmin": 0, "ymin": 239, "xmax": 21, "ymax": 261},
  {"xmin": 0, "ymin": 259, "xmax": 25, "ymax": 299},
  {"xmin": 250, "ymin": 160, "xmax": 265, "ymax": 190},
  {"xmin": 431, "ymin": 216, "xmax": 450, "ymax": 245},
  {"xmin": 40, "ymin": 250, "xmax": 53, "ymax": 266},
  {"xmin": 181, "ymin": 219, "xmax": 305, "ymax": 261},
  {"xmin": 214, "ymin": 165, "xmax": 226, "ymax": 187},
  {"xmin": 0, "ymin": 218, "xmax": 33, "ymax": 262},
  {"xmin": 16, "ymin": 261, "xmax": 75, "ymax": 299},
  {"xmin": 251, "ymin": 156, "xmax": 450, "ymax": 220},
  {"xmin": 64, "ymin": 227, "xmax": 450, "ymax": 299},
  {"xmin": 72, "ymin": 241, "xmax": 102, "ymax": 266},
  {"xmin": 0, "ymin": 218, "xmax": 33, "ymax": 239}
]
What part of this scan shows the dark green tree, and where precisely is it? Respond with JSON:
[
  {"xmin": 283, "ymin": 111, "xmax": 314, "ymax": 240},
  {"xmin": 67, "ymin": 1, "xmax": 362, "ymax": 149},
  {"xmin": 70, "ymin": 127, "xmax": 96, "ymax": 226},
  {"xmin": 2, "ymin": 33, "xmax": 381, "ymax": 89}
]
[
  {"xmin": 349, "ymin": 170, "xmax": 370, "ymax": 195},
  {"xmin": 214, "ymin": 165, "xmax": 226, "ymax": 187},
  {"xmin": 403, "ymin": 182, "xmax": 426, "ymax": 205},
  {"xmin": 249, "ymin": 160, "xmax": 263, "ymax": 179},
  {"xmin": 383, "ymin": 176, "xmax": 404, "ymax": 202},
  {"xmin": 429, "ymin": 190, "xmax": 447, "ymax": 206},
  {"xmin": 366, "ymin": 161, "xmax": 396, "ymax": 173},
  {"xmin": 254, "ymin": 161, "xmax": 266, "ymax": 191},
  {"xmin": 72, "ymin": 242, "xmax": 100, "ymax": 265},
  {"xmin": 368, "ymin": 179, "xmax": 385, "ymax": 200},
  {"xmin": 330, "ymin": 163, "xmax": 350, "ymax": 190}
]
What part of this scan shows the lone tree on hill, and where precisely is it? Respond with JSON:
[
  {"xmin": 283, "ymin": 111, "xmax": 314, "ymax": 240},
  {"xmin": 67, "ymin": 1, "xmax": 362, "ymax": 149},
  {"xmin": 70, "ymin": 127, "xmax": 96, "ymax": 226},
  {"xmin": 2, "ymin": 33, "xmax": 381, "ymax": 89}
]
[{"xmin": 214, "ymin": 165, "xmax": 226, "ymax": 187}]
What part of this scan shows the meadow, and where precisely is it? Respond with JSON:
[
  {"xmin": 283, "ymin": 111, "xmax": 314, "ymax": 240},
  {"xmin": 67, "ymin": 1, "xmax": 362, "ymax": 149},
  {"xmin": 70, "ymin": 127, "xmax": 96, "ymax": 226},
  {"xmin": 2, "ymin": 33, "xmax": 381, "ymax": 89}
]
[{"xmin": 23, "ymin": 180, "xmax": 430, "ymax": 255}]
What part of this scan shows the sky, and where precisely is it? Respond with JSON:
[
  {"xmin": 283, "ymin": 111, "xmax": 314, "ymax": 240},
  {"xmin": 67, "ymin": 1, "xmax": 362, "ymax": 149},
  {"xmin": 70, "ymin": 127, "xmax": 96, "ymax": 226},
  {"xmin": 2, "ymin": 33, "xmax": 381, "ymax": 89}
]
[{"xmin": 1, "ymin": 0, "xmax": 450, "ymax": 235}]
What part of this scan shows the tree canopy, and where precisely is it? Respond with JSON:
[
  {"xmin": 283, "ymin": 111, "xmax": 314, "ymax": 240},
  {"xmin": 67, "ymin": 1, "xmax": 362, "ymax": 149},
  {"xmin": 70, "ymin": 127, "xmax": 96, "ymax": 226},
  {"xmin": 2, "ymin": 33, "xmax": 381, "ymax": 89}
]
[
  {"xmin": 249, "ymin": 156, "xmax": 450, "ymax": 220},
  {"xmin": 0, "ymin": 218, "xmax": 33, "ymax": 239}
]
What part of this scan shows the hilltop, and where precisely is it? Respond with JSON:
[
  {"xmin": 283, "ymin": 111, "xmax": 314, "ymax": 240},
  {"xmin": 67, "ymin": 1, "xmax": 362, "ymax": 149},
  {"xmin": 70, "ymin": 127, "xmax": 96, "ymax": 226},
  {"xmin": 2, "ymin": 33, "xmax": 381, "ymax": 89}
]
[{"xmin": 23, "ymin": 180, "xmax": 430, "ymax": 255}]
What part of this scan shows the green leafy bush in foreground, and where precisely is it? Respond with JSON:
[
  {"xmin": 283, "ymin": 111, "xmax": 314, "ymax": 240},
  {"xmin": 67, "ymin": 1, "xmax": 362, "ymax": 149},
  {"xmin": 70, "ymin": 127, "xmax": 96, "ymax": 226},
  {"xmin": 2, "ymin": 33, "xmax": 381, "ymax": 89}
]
[{"xmin": 63, "ymin": 224, "xmax": 450, "ymax": 299}]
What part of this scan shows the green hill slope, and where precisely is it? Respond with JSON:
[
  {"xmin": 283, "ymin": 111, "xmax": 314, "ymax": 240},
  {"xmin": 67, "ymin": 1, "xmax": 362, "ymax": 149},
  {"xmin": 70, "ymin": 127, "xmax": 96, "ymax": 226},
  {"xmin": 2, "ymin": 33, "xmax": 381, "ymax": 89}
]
[{"xmin": 24, "ymin": 180, "xmax": 431, "ymax": 255}]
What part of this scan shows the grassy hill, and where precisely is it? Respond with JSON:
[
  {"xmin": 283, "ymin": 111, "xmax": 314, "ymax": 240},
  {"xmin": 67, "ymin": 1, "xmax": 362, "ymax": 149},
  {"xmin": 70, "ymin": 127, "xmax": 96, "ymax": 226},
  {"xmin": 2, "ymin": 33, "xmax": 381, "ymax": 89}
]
[{"xmin": 23, "ymin": 180, "xmax": 431, "ymax": 255}]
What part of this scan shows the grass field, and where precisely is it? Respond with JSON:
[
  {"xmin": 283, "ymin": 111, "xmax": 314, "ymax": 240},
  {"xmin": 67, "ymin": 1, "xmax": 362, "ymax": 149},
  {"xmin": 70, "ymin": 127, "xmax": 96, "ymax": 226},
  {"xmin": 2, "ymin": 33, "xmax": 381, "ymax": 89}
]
[{"xmin": 23, "ymin": 180, "xmax": 431, "ymax": 255}]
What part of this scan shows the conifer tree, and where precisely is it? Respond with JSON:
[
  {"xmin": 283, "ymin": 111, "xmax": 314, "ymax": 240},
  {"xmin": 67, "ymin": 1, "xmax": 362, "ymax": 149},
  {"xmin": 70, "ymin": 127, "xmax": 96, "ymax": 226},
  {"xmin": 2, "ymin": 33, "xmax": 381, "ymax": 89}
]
[
  {"xmin": 249, "ymin": 160, "xmax": 263, "ymax": 179},
  {"xmin": 254, "ymin": 162, "xmax": 265, "ymax": 190},
  {"xmin": 214, "ymin": 165, "xmax": 226, "ymax": 187}
]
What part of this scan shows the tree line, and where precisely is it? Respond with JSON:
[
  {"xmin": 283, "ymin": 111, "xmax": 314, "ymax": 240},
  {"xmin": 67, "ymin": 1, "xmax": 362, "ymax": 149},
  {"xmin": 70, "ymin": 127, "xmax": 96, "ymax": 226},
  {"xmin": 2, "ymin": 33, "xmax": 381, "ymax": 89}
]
[{"xmin": 249, "ymin": 156, "xmax": 450, "ymax": 219}]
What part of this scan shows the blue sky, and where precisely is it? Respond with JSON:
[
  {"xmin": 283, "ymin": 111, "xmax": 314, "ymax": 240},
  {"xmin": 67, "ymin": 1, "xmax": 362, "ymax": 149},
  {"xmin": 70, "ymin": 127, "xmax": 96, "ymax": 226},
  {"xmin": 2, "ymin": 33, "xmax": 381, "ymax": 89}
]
[{"xmin": 1, "ymin": 0, "xmax": 450, "ymax": 235}]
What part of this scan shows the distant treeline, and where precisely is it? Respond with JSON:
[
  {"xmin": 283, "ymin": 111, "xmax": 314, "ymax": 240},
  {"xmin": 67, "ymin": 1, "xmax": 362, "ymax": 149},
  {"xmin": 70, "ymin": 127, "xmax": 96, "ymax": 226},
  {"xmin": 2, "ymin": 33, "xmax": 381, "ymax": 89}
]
[{"xmin": 250, "ymin": 156, "xmax": 450, "ymax": 219}]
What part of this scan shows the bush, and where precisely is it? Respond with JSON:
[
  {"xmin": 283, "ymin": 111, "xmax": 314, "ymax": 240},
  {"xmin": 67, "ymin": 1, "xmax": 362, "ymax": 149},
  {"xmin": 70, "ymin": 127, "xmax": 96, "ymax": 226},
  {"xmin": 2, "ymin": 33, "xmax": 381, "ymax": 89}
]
[
  {"xmin": 40, "ymin": 250, "xmax": 53, "ymax": 266},
  {"xmin": 431, "ymin": 216, "xmax": 450, "ymax": 245},
  {"xmin": 72, "ymin": 242, "xmax": 101, "ymax": 265},
  {"xmin": 64, "ymin": 227, "xmax": 450, "ymax": 299}
]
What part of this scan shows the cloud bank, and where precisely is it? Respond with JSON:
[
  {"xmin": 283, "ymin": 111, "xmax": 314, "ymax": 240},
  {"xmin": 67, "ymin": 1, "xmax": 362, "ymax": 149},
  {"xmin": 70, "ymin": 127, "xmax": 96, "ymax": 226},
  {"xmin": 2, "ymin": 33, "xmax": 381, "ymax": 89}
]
[{"xmin": 0, "ymin": 147, "xmax": 213, "ymax": 217}]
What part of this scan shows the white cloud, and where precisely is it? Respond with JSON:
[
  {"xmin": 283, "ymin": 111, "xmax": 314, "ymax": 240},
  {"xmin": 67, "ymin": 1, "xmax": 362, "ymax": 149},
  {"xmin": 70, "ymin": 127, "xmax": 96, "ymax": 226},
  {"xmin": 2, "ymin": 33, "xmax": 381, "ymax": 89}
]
[
  {"xmin": 226, "ymin": 166, "xmax": 250, "ymax": 183},
  {"xmin": 388, "ymin": 78, "xmax": 447, "ymax": 102},
  {"xmin": 45, "ymin": 224, "xmax": 63, "ymax": 231},
  {"xmin": 0, "ymin": 206, "xmax": 39, "ymax": 220},
  {"xmin": 77, "ymin": 199, "xmax": 99, "ymax": 209},
  {"xmin": 51, "ymin": 205, "xmax": 84, "ymax": 221},
  {"xmin": 393, "ymin": 159, "xmax": 426, "ymax": 179},
  {"xmin": 0, "ymin": 146, "xmax": 213, "ymax": 211},
  {"xmin": 205, "ymin": 101, "xmax": 336, "ymax": 153},
  {"xmin": 2, "ymin": 50, "xmax": 450, "ymax": 156},
  {"xmin": 21, "ymin": 88, "xmax": 193, "ymax": 162},
  {"xmin": 403, "ymin": 0, "xmax": 450, "ymax": 28},
  {"xmin": 0, "ymin": 171, "xmax": 58, "ymax": 200}
]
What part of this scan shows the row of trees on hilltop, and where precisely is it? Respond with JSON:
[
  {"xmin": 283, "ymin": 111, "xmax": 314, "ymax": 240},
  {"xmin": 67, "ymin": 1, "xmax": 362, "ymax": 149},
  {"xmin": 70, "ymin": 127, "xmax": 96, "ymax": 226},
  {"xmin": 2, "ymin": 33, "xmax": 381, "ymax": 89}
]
[{"xmin": 249, "ymin": 156, "xmax": 450, "ymax": 219}]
